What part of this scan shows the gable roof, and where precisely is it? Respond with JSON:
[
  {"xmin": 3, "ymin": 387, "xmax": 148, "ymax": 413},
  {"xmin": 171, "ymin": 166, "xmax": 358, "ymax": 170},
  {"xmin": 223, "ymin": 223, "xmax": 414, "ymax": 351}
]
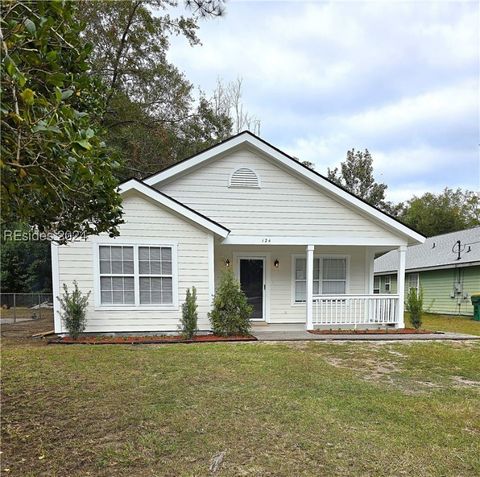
[
  {"xmin": 119, "ymin": 178, "xmax": 230, "ymax": 238},
  {"xmin": 374, "ymin": 227, "xmax": 480, "ymax": 274},
  {"xmin": 143, "ymin": 131, "xmax": 425, "ymax": 245}
]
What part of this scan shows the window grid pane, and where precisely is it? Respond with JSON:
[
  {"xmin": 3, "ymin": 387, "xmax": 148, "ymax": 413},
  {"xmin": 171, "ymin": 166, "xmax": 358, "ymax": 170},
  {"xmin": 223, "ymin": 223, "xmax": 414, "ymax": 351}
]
[
  {"xmin": 138, "ymin": 247, "xmax": 172, "ymax": 278},
  {"xmin": 322, "ymin": 258, "xmax": 346, "ymax": 295},
  {"xmin": 295, "ymin": 257, "xmax": 347, "ymax": 302},
  {"xmin": 100, "ymin": 245, "xmax": 173, "ymax": 306},
  {"xmin": 295, "ymin": 258, "xmax": 320, "ymax": 302}
]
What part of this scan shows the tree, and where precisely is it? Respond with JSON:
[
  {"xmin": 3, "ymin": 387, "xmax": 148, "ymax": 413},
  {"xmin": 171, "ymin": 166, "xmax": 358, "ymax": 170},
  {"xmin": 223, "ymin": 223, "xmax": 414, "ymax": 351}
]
[
  {"xmin": 327, "ymin": 149, "xmax": 392, "ymax": 211},
  {"xmin": 78, "ymin": 0, "xmax": 232, "ymax": 179},
  {"xmin": 0, "ymin": 223, "xmax": 52, "ymax": 293},
  {"xmin": 58, "ymin": 281, "xmax": 90, "ymax": 339},
  {"xmin": 406, "ymin": 287, "xmax": 423, "ymax": 330},
  {"xmin": 399, "ymin": 188, "xmax": 480, "ymax": 237},
  {"xmin": 180, "ymin": 286, "xmax": 198, "ymax": 339},
  {"xmin": 1, "ymin": 1, "xmax": 123, "ymax": 240},
  {"xmin": 209, "ymin": 270, "xmax": 253, "ymax": 336},
  {"xmin": 212, "ymin": 77, "xmax": 261, "ymax": 135}
]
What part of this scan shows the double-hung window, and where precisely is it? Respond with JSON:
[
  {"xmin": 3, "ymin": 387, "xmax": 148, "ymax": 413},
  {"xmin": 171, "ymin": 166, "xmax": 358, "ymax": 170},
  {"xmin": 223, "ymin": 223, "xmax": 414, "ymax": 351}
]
[
  {"xmin": 98, "ymin": 244, "xmax": 175, "ymax": 307},
  {"xmin": 407, "ymin": 273, "xmax": 419, "ymax": 292},
  {"xmin": 139, "ymin": 246, "xmax": 173, "ymax": 305},
  {"xmin": 99, "ymin": 246, "xmax": 135, "ymax": 305},
  {"xmin": 384, "ymin": 275, "xmax": 391, "ymax": 293},
  {"xmin": 294, "ymin": 256, "xmax": 347, "ymax": 303},
  {"xmin": 373, "ymin": 276, "xmax": 380, "ymax": 294}
]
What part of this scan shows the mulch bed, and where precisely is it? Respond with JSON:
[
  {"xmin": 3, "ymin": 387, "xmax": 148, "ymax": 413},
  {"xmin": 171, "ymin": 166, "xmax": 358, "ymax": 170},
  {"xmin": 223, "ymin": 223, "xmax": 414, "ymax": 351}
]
[
  {"xmin": 308, "ymin": 328, "xmax": 441, "ymax": 335},
  {"xmin": 48, "ymin": 334, "xmax": 257, "ymax": 345}
]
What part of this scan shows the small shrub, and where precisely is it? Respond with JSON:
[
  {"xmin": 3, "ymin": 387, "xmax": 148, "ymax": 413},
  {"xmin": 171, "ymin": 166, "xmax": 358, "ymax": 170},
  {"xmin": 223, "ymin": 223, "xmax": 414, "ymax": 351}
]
[
  {"xmin": 180, "ymin": 286, "xmax": 198, "ymax": 339},
  {"xmin": 209, "ymin": 270, "xmax": 253, "ymax": 336},
  {"xmin": 406, "ymin": 287, "xmax": 423, "ymax": 329},
  {"xmin": 58, "ymin": 281, "xmax": 90, "ymax": 339}
]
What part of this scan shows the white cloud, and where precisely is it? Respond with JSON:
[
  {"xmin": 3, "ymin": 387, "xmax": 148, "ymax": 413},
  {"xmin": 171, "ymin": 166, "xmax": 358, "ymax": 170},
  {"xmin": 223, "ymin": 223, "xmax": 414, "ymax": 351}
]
[{"xmin": 166, "ymin": 0, "xmax": 479, "ymax": 202}]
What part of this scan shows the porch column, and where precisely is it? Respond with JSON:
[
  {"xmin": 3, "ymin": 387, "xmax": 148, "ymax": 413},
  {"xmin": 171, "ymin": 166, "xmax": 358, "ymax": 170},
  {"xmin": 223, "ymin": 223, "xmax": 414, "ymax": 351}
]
[
  {"xmin": 396, "ymin": 245, "xmax": 407, "ymax": 328},
  {"xmin": 306, "ymin": 244, "xmax": 314, "ymax": 330}
]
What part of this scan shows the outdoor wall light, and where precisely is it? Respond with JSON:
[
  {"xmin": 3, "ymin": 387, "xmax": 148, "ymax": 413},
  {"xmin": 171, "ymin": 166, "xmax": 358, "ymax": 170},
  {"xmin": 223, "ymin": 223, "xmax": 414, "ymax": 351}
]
[
  {"xmin": 225, "ymin": 258, "xmax": 230, "ymax": 268},
  {"xmin": 274, "ymin": 259, "xmax": 279, "ymax": 268}
]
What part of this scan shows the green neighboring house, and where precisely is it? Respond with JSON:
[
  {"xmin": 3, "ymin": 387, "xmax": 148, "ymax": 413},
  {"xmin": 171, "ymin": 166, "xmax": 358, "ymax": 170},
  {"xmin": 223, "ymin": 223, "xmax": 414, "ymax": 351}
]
[{"xmin": 374, "ymin": 227, "xmax": 480, "ymax": 316}]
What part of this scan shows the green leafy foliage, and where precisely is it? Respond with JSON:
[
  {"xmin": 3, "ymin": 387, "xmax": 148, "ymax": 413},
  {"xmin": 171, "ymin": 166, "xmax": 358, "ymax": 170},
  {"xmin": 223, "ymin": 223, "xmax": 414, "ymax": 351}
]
[
  {"xmin": 78, "ymin": 0, "xmax": 232, "ymax": 179},
  {"xmin": 58, "ymin": 281, "xmax": 91, "ymax": 339},
  {"xmin": 0, "ymin": 223, "xmax": 51, "ymax": 293},
  {"xmin": 209, "ymin": 270, "xmax": 253, "ymax": 336},
  {"xmin": 399, "ymin": 188, "xmax": 479, "ymax": 237},
  {"xmin": 327, "ymin": 149, "xmax": 396, "ymax": 212},
  {"xmin": 1, "ymin": 1, "xmax": 123, "ymax": 242},
  {"xmin": 406, "ymin": 288, "xmax": 424, "ymax": 330},
  {"xmin": 180, "ymin": 286, "xmax": 198, "ymax": 339}
]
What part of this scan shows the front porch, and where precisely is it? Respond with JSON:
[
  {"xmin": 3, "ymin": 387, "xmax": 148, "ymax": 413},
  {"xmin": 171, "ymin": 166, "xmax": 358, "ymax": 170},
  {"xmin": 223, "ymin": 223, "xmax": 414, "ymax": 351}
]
[{"xmin": 213, "ymin": 242, "xmax": 407, "ymax": 330}]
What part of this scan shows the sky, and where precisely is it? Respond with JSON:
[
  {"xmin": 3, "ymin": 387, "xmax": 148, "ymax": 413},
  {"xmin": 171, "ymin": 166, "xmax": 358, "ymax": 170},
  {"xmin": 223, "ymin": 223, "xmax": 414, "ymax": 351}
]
[{"xmin": 167, "ymin": 0, "xmax": 480, "ymax": 203}]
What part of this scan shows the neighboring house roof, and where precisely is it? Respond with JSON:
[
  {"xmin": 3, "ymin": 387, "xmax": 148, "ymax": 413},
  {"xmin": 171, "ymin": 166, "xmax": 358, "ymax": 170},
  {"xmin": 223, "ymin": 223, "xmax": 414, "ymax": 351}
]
[
  {"xmin": 374, "ymin": 227, "xmax": 480, "ymax": 274},
  {"xmin": 119, "ymin": 178, "xmax": 230, "ymax": 238},
  {"xmin": 143, "ymin": 131, "xmax": 425, "ymax": 246}
]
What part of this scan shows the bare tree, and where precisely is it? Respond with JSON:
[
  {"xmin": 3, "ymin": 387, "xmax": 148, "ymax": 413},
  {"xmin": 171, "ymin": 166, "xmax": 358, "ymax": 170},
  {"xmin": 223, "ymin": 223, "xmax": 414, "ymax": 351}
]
[{"xmin": 213, "ymin": 77, "xmax": 261, "ymax": 135}]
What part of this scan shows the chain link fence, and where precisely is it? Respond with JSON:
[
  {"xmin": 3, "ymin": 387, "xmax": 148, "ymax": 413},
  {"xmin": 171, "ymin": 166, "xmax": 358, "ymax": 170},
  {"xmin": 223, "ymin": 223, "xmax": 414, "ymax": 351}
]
[{"xmin": 0, "ymin": 293, "xmax": 54, "ymax": 323}]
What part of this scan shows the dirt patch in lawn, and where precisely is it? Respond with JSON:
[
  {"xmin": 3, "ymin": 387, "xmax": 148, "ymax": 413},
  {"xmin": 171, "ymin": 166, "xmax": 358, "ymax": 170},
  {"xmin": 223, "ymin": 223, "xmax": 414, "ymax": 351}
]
[
  {"xmin": 48, "ymin": 334, "xmax": 257, "ymax": 345},
  {"xmin": 451, "ymin": 376, "xmax": 480, "ymax": 389},
  {"xmin": 1, "ymin": 314, "xmax": 54, "ymax": 347}
]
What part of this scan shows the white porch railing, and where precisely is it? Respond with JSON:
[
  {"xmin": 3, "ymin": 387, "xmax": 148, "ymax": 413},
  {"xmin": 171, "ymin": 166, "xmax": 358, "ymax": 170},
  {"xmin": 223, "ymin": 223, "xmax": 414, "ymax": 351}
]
[{"xmin": 312, "ymin": 294, "xmax": 399, "ymax": 326}]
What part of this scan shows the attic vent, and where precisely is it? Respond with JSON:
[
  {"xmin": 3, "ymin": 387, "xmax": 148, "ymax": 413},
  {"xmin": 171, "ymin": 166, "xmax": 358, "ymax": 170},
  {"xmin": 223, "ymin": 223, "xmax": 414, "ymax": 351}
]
[{"xmin": 229, "ymin": 168, "xmax": 260, "ymax": 188}]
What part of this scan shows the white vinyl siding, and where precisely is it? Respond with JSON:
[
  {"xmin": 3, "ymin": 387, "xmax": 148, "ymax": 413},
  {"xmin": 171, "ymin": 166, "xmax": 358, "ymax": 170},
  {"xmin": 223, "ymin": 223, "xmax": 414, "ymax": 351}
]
[
  {"xmin": 55, "ymin": 192, "xmax": 211, "ymax": 333},
  {"xmin": 160, "ymin": 149, "xmax": 403, "ymax": 242}
]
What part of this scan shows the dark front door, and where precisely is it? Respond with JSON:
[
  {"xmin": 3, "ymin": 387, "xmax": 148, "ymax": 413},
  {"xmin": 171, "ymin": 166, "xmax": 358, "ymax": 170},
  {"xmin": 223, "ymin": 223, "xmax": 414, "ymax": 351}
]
[{"xmin": 239, "ymin": 258, "xmax": 264, "ymax": 320}]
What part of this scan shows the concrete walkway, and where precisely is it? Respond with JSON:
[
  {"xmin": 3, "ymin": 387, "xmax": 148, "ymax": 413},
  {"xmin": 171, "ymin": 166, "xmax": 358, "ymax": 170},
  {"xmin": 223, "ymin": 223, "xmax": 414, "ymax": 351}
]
[{"xmin": 251, "ymin": 323, "xmax": 480, "ymax": 341}]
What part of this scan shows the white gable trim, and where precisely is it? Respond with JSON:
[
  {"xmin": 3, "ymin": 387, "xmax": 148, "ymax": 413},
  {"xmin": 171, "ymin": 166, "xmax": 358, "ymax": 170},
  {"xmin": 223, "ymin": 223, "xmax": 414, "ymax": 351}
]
[
  {"xmin": 119, "ymin": 179, "xmax": 230, "ymax": 238},
  {"xmin": 144, "ymin": 132, "xmax": 425, "ymax": 245}
]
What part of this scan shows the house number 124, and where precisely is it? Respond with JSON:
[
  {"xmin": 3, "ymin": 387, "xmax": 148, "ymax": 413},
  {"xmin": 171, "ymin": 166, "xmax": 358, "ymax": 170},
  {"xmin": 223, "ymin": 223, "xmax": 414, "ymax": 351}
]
[{"xmin": 262, "ymin": 238, "xmax": 271, "ymax": 243}]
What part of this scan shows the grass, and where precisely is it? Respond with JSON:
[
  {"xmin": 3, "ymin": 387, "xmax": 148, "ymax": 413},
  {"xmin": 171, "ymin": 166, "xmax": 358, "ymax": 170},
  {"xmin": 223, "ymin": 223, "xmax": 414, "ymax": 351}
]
[
  {"xmin": 2, "ymin": 336, "xmax": 480, "ymax": 476},
  {"xmin": 406, "ymin": 312, "xmax": 480, "ymax": 336}
]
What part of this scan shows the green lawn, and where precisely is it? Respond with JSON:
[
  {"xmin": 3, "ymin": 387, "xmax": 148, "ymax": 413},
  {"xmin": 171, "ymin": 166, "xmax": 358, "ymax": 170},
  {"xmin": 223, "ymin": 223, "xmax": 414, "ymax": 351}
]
[
  {"xmin": 2, "ymin": 340, "xmax": 480, "ymax": 476},
  {"xmin": 407, "ymin": 312, "xmax": 480, "ymax": 336}
]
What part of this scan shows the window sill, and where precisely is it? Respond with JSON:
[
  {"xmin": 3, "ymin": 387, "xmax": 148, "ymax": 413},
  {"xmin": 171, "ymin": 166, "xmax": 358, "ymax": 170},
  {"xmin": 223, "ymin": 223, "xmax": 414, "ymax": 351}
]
[{"xmin": 94, "ymin": 305, "xmax": 178, "ymax": 312}]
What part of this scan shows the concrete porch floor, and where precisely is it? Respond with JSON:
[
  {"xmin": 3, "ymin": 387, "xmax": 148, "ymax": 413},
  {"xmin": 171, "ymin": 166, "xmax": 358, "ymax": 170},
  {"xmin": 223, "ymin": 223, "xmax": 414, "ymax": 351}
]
[{"xmin": 250, "ymin": 323, "xmax": 480, "ymax": 341}]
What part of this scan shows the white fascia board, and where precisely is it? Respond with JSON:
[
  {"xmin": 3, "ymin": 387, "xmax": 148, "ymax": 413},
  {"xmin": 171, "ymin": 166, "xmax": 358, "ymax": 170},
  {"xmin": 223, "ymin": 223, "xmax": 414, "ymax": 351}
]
[
  {"xmin": 222, "ymin": 235, "xmax": 408, "ymax": 247},
  {"xmin": 144, "ymin": 132, "xmax": 424, "ymax": 245},
  {"xmin": 119, "ymin": 180, "xmax": 229, "ymax": 238}
]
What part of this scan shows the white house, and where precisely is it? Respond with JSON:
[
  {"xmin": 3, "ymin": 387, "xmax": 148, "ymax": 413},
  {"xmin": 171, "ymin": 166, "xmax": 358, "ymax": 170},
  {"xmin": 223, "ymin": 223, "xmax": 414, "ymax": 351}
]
[{"xmin": 52, "ymin": 131, "xmax": 425, "ymax": 334}]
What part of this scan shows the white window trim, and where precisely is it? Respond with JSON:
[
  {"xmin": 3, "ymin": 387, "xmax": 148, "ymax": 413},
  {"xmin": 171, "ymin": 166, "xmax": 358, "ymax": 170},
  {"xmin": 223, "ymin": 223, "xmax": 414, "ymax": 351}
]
[
  {"xmin": 291, "ymin": 254, "xmax": 350, "ymax": 305},
  {"xmin": 373, "ymin": 276, "xmax": 380, "ymax": 294},
  {"xmin": 93, "ymin": 240, "xmax": 178, "ymax": 311},
  {"xmin": 228, "ymin": 166, "xmax": 261, "ymax": 188}
]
